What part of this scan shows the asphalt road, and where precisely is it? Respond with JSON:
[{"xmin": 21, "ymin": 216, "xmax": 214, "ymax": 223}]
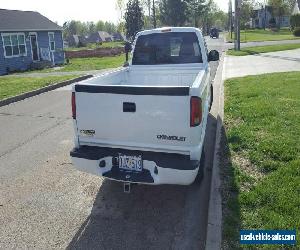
[{"xmin": 0, "ymin": 37, "xmax": 225, "ymax": 250}]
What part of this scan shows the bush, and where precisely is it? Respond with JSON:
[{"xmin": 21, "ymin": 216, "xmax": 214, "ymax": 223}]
[
  {"xmin": 290, "ymin": 14, "xmax": 300, "ymax": 30},
  {"xmin": 293, "ymin": 27, "xmax": 300, "ymax": 37},
  {"xmin": 269, "ymin": 17, "xmax": 276, "ymax": 28}
]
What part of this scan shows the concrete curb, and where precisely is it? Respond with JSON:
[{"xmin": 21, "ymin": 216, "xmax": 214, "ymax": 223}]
[
  {"xmin": 0, "ymin": 75, "xmax": 93, "ymax": 107},
  {"xmin": 205, "ymin": 53, "xmax": 226, "ymax": 249}
]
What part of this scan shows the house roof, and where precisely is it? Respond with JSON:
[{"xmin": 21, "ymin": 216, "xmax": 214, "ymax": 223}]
[
  {"xmin": 96, "ymin": 31, "xmax": 112, "ymax": 40},
  {"xmin": 0, "ymin": 9, "xmax": 62, "ymax": 32},
  {"xmin": 112, "ymin": 32, "xmax": 126, "ymax": 40}
]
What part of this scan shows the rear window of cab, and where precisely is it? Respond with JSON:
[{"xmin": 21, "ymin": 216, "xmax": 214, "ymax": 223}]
[{"xmin": 132, "ymin": 32, "xmax": 203, "ymax": 65}]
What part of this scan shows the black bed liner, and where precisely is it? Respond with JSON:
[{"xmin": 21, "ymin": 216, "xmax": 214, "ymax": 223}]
[{"xmin": 75, "ymin": 84, "xmax": 190, "ymax": 96}]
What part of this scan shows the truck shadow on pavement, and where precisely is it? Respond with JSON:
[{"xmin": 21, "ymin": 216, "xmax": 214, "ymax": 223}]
[
  {"xmin": 219, "ymin": 124, "xmax": 241, "ymax": 249},
  {"xmin": 67, "ymin": 180, "xmax": 189, "ymax": 250},
  {"xmin": 67, "ymin": 114, "xmax": 217, "ymax": 250}
]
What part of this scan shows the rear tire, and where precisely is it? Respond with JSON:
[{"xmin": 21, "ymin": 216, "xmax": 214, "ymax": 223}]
[
  {"xmin": 209, "ymin": 85, "xmax": 213, "ymax": 112},
  {"xmin": 194, "ymin": 149, "xmax": 205, "ymax": 184}
]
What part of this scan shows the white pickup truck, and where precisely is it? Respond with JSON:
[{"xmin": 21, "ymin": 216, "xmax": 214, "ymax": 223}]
[{"xmin": 70, "ymin": 27, "xmax": 219, "ymax": 187}]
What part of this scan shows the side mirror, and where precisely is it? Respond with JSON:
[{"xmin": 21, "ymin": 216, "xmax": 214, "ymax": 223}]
[
  {"xmin": 208, "ymin": 50, "xmax": 219, "ymax": 62},
  {"xmin": 124, "ymin": 42, "xmax": 132, "ymax": 67}
]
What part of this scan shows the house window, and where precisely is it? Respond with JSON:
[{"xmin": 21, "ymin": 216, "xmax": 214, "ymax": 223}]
[
  {"xmin": 2, "ymin": 33, "xmax": 26, "ymax": 57},
  {"xmin": 48, "ymin": 32, "xmax": 55, "ymax": 51}
]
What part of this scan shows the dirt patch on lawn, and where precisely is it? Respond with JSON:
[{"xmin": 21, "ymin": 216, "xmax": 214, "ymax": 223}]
[{"xmin": 232, "ymin": 154, "xmax": 265, "ymax": 184}]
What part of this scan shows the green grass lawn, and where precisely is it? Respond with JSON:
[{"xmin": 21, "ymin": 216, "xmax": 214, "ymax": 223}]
[
  {"xmin": 227, "ymin": 29, "xmax": 300, "ymax": 42},
  {"xmin": 65, "ymin": 41, "xmax": 124, "ymax": 51},
  {"xmin": 222, "ymin": 72, "xmax": 300, "ymax": 248},
  {"xmin": 227, "ymin": 43, "xmax": 300, "ymax": 56},
  {"xmin": 19, "ymin": 54, "xmax": 125, "ymax": 74},
  {"xmin": 0, "ymin": 75, "xmax": 78, "ymax": 100},
  {"xmin": 59, "ymin": 54, "xmax": 124, "ymax": 72}
]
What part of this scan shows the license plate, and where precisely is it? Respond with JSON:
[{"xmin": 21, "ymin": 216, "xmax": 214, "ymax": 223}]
[{"xmin": 118, "ymin": 154, "xmax": 143, "ymax": 172}]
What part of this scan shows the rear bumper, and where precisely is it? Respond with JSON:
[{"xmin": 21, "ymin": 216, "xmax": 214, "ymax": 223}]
[{"xmin": 70, "ymin": 146, "xmax": 199, "ymax": 185}]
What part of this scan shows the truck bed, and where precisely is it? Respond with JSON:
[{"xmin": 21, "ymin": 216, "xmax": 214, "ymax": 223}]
[{"xmin": 81, "ymin": 65, "xmax": 203, "ymax": 87}]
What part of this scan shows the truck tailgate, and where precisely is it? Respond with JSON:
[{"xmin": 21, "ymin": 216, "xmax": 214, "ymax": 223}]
[{"xmin": 74, "ymin": 84, "xmax": 196, "ymax": 151}]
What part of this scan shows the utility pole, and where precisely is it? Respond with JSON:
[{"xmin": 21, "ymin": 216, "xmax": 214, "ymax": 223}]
[
  {"xmin": 234, "ymin": 0, "xmax": 241, "ymax": 51},
  {"xmin": 228, "ymin": 0, "xmax": 233, "ymax": 39},
  {"xmin": 152, "ymin": 0, "xmax": 156, "ymax": 28},
  {"xmin": 147, "ymin": 0, "xmax": 151, "ymax": 28},
  {"xmin": 264, "ymin": 0, "xmax": 267, "ymax": 30}
]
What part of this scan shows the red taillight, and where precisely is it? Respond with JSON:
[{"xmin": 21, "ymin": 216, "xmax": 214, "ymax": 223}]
[
  {"xmin": 190, "ymin": 97, "xmax": 202, "ymax": 127},
  {"xmin": 72, "ymin": 92, "xmax": 76, "ymax": 119}
]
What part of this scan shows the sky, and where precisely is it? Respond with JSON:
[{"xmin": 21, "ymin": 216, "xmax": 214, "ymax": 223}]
[{"xmin": 1, "ymin": 0, "xmax": 229, "ymax": 26}]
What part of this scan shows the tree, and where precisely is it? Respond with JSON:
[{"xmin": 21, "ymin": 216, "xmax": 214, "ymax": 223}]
[
  {"xmin": 268, "ymin": 0, "xmax": 289, "ymax": 28},
  {"xmin": 68, "ymin": 20, "xmax": 80, "ymax": 35},
  {"xmin": 141, "ymin": 0, "xmax": 152, "ymax": 27},
  {"xmin": 125, "ymin": 0, "xmax": 144, "ymax": 40},
  {"xmin": 62, "ymin": 20, "xmax": 118, "ymax": 39},
  {"xmin": 185, "ymin": 0, "xmax": 207, "ymax": 27},
  {"xmin": 210, "ymin": 9, "xmax": 229, "ymax": 30},
  {"xmin": 286, "ymin": 0, "xmax": 297, "ymax": 14},
  {"xmin": 87, "ymin": 22, "xmax": 96, "ymax": 34},
  {"xmin": 104, "ymin": 21, "xmax": 117, "ymax": 34},
  {"xmin": 62, "ymin": 22, "xmax": 69, "ymax": 38},
  {"xmin": 117, "ymin": 21, "xmax": 126, "ymax": 33},
  {"xmin": 198, "ymin": 0, "xmax": 218, "ymax": 33},
  {"xmin": 116, "ymin": 0, "xmax": 126, "ymax": 21},
  {"xmin": 240, "ymin": 0, "xmax": 255, "ymax": 29},
  {"xmin": 290, "ymin": 13, "xmax": 300, "ymax": 30},
  {"xmin": 159, "ymin": 0, "xmax": 187, "ymax": 26},
  {"xmin": 152, "ymin": 0, "xmax": 157, "ymax": 28},
  {"xmin": 96, "ymin": 20, "xmax": 105, "ymax": 31}
]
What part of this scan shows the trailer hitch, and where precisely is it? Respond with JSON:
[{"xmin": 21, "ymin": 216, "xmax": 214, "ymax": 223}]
[{"xmin": 124, "ymin": 182, "xmax": 131, "ymax": 193}]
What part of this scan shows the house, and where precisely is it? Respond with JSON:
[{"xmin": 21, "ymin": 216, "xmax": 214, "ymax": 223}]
[
  {"xmin": 292, "ymin": 0, "xmax": 300, "ymax": 15},
  {"xmin": 66, "ymin": 34, "xmax": 88, "ymax": 47},
  {"xmin": 88, "ymin": 31, "xmax": 113, "ymax": 43},
  {"xmin": 250, "ymin": 6, "xmax": 290, "ymax": 29},
  {"xmin": 112, "ymin": 32, "xmax": 126, "ymax": 41},
  {"xmin": 0, "ymin": 9, "xmax": 64, "ymax": 75},
  {"xmin": 250, "ymin": 6, "xmax": 272, "ymax": 29}
]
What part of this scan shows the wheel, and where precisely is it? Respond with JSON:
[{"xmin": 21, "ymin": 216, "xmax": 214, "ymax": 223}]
[
  {"xmin": 209, "ymin": 85, "xmax": 213, "ymax": 112},
  {"xmin": 194, "ymin": 149, "xmax": 205, "ymax": 184}
]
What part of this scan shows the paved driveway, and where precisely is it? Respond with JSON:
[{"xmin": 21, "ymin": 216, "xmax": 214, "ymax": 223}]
[{"xmin": 224, "ymin": 48, "xmax": 300, "ymax": 79}]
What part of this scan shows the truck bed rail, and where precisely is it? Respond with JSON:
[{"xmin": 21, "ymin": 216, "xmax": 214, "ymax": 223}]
[{"xmin": 75, "ymin": 84, "xmax": 190, "ymax": 96}]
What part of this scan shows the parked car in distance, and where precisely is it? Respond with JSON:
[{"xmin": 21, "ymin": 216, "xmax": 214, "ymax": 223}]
[
  {"xmin": 70, "ymin": 27, "xmax": 219, "ymax": 187},
  {"xmin": 210, "ymin": 28, "xmax": 219, "ymax": 39}
]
